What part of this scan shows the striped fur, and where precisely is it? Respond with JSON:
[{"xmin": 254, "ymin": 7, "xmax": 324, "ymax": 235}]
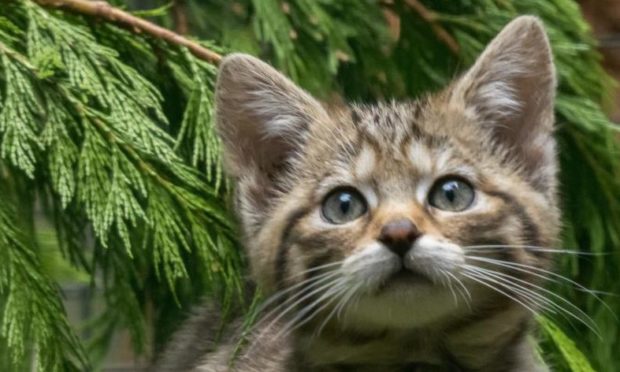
[{"xmin": 157, "ymin": 16, "xmax": 560, "ymax": 372}]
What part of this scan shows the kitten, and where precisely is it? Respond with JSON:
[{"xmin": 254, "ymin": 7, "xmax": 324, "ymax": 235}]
[{"xmin": 156, "ymin": 16, "xmax": 560, "ymax": 372}]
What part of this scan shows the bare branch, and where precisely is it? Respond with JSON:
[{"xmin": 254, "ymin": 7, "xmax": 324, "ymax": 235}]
[
  {"xmin": 32, "ymin": 0, "xmax": 222, "ymax": 65},
  {"xmin": 404, "ymin": 0, "xmax": 460, "ymax": 54}
]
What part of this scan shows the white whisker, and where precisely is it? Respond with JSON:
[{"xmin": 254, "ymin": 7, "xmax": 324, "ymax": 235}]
[
  {"xmin": 463, "ymin": 265, "xmax": 601, "ymax": 337},
  {"xmin": 445, "ymin": 271, "xmax": 472, "ymax": 309},
  {"xmin": 251, "ymin": 272, "xmax": 341, "ymax": 336},
  {"xmin": 257, "ymin": 270, "xmax": 341, "ymax": 315},
  {"xmin": 464, "ymin": 244, "xmax": 608, "ymax": 256},
  {"xmin": 465, "ymin": 266, "xmax": 561, "ymax": 314},
  {"xmin": 289, "ymin": 261, "xmax": 345, "ymax": 278},
  {"xmin": 440, "ymin": 271, "xmax": 459, "ymax": 306},
  {"xmin": 462, "ymin": 271, "xmax": 541, "ymax": 317},
  {"xmin": 278, "ymin": 282, "xmax": 348, "ymax": 339},
  {"xmin": 315, "ymin": 283, "xmax": 360, "ymax": 338},
  {"xmin": 466, "ymin": 255, "xmax": 616, "ymax": 318}
]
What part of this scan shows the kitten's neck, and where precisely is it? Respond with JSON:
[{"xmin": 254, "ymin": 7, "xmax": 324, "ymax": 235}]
[
  {"xmin": 244, "ymin": 305, "xmax": 535, "ymax": 372},
  {"xmin": 293, "ymin": 324, "xmax": 448, "ymax": 369}
]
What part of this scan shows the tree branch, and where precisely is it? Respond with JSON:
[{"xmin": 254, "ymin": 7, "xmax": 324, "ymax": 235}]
[
  {"xmin": 32, "ymin": 0, "xmax": 222, "ymax": 65},
  {"xmin": 404, "ymin": 0, "xmax": 460, "ymax": 54}
]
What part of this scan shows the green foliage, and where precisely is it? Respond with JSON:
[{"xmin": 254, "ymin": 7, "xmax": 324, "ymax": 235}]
[
  {"xmin": 0, "ymin": 0, "xmax": 618, "ymax": 371},
  {"xmin": 0, "ymin": 181, "xmax": 88, "ymax": 371},
  {"xmin": 182, "ymin": 0, "xmax": 392, "ymax": 98},
  {"xmin": 539, "ymin": 316, "xmax": 596, "ymax": 372},
  {"xmin": 1, "ymin": 1, "xmax": 241, "ymax": 369}
]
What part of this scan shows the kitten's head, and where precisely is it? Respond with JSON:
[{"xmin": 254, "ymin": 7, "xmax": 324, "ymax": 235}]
[{"xmin": 215, "ymin": 16, "xmax": 559, "ymax": 329}]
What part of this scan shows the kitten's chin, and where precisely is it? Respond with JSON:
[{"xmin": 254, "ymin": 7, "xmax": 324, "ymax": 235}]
[
  {"xmin": 342, "ymin": 284, "xmax": 463, "ymax": 329},
  {"xmin": 379, "ymin": 269, "xmax": 434, "ymax": 290}
]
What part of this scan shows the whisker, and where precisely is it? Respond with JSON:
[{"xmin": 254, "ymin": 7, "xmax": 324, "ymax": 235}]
[
  {"xmin": 336, "ymin": 282, "xmax": 363, "ymax": 321},
  {"xmin": 315, "ymin": 283, "xmax": 360, "ymax": 337},
  {"xmin": 253, "ymin": 272, "xmax": 341, "ymax": 332},
  {"xmin": 257, "ymin": 270, "xmax": 341, "ymax": 314},
  {"xmin": 251, "ymin": 257, "xmax": 400, "ymax": 344},
  {"xmin": 576, "ymin": 288, "xmax": 619, "ymax": 297},
  {"xmin": 440, "ymin": 271, "xmax": 459, "ymax": 306},
  {"xmin": 465, "ymin": 255, "xmax": 616, "ymax": 319},
  {"xmin": 467, "ymin": 270, "xmax": 599, "ymax": 338},
  {"xmin": 250, "ymin": 279, "xmax": 341, "ymax": 349},
  {"xmin": 463, "ymin": 265, "xmax": 601, "ymax": 337},
  {"xmin": 246, "ymin": 270, "xmax": 348, "ymax": 354},
  {"xmin": 461, "ymin": 271, "xmax": 541, "ymax": 317},
  {"xmin": 257, "ymin": 260, "xmax": 349, "ymax": 314},
  {"xmin": 278, "ymin": 282, "xmax": 348, "ymax": 340},
  {"xmin": 289, "ymin": 261, "xmax": 345, "ymax": 279},
  {"xmin": 465, "ymin": 266, "xmax": 561, "ymax": 315},
  {"xmin": 268, "ymin": 258, "xmax": 397, "ymax": 339},
  {"xmin": 464, "ymin": 244, "xmax": 609, "ymax": 256},
  {"xmin": 445, "ymin": 271, "xmax": 472, "ymax": 309}
]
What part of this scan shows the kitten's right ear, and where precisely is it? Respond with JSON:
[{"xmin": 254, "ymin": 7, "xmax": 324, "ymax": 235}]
[{"xmin": 215, "ymin": 53, "xmax": 326, "ymax": 182}]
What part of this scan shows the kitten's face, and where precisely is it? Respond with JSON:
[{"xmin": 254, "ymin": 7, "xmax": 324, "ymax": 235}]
[{"xmin": 216, "ymin": 17, "xmax": 559, "ymax": 329}]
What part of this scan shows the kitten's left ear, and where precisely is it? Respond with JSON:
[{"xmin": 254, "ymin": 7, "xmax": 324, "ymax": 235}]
[{"xmin": 450, "ymin": 16, "xmax": 557, "ymax": 193}]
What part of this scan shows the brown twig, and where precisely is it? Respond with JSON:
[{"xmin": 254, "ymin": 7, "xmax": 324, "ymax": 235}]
[
  {"xmin": 404, "ymin": 0, "xmax": 460, "ymax": 54},
  {"xmin": 32, "ymin": 0, "xmax": 222, "ymax": 65}
]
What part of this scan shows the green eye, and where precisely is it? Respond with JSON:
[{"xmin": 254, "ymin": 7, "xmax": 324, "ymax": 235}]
[
  {"xmin": 429, "ymin": 177, "xmax": 475, "ymax": 212},
  {"xmin": 321, "ymin": 187, "xmax": 367, "ymax": 224}
]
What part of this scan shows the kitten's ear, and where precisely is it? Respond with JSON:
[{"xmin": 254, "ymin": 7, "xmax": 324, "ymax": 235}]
[
  {"xmin": 450, "ymin": 16, "xmax": 557, "ymax": 193},
  {"xmin": 215, "ymin": 53, "xmax": 326, "ymax": 181}
]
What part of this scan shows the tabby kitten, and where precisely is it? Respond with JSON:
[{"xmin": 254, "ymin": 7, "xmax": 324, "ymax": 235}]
[{"xmin": 158, "ymin": 16, "xmax": 561, "ymax": 372}]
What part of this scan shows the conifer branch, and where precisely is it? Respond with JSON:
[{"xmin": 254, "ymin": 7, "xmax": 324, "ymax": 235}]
[
  {"xmin": 31, "ymin": 0, "xmax": 222, "ymax": 64},
  {"xmin": 404, "ymin": 0, "xmax": 460, "ymax": 54}
]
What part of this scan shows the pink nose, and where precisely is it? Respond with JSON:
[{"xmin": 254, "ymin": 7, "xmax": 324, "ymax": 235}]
[{"xmin": 378, "ymin": 219, "xmax": 421, "ymax": 257}]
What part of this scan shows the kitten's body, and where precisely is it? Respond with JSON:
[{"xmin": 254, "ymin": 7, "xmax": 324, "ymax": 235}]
[
  {"xmin": 156, "ymin": 17, "xmax": 559, "ymax": 372},
  {"xmin": 159, "ymin": 298, "xmax": 540, "ymax": 371}
]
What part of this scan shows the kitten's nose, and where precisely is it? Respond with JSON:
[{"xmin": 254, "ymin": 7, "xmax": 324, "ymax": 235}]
[{"xmin": 378, "ymin": 219, "xmax": 421, "ymax": 257}]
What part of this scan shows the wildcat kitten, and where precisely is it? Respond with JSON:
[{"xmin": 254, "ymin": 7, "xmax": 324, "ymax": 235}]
[{"xmin": 156, "ymin": 16, "xmax": 559, "ymax": 372}]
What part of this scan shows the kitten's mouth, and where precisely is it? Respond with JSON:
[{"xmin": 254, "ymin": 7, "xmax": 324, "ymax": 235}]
[{"xmin": 380, "ymin": 267, "xmax": 433, "ymax": 290}]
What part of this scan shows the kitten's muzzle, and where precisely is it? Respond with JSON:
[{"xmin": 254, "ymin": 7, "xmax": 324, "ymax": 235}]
[{"xmin": 378, "ymin": 219, "xmax": 421, "ymax": 258}]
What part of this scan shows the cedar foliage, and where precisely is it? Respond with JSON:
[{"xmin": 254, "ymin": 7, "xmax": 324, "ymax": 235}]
[{"xmin": 0, "ymin": 0, "xmax": 618, "ymax": 371}]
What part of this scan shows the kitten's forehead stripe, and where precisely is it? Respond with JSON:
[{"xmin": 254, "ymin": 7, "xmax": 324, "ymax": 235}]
[{"xmin": 350, "ymin": 108, "xmax": 362, "ymax": 126}]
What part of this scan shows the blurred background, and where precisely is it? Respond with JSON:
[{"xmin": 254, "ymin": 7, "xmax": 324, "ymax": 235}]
[
  {"xmin": 580, "ymin": 0, "xmax": 620, "ymax": 122},
  {"xmin": 1, "ymin": 0, "xmax": 619, "ymax": 371}
]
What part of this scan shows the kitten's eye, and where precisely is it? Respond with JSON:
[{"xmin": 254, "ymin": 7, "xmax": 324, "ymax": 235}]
[
  {"xmin": 429, "ymin": 177, "xmax": 475, "ymax": 212},
  {"xmin": 322, "ymin": 187, "xmax": 367, "ymax": 224}
]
